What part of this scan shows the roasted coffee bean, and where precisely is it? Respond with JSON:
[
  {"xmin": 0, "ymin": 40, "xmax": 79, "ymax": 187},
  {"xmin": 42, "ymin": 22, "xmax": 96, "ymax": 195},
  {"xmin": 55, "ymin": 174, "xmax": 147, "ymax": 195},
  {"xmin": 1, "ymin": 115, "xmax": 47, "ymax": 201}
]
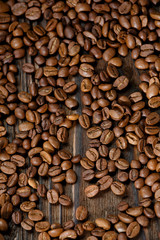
[
  {"xmin": 118, "ymin": 213, "xmax": 134, "ymax": 224},
  {"xmin": 25, "ymin": 7, "xmax": 41, "ymax": 21},
  {"xmin": 21, "ymin": 218, "xmax": 34, "ymax": 231},
  {"xmin": 95, "ymin": 218, "xmax": 111, "ymax": 231},
  {"xmin": 59, "ymin": 195, "xmax": 72, "ymax": 206},
  {"xmin": 38, "ymin": 232, "xmax": 51, "ymax": 240},
  {"xmin": 100, "ymin": 129, "xmax": 114, "ymax": 145},
  {"xmin": 79, "ymin": 114, "xmax": 90, "ymax": 129},
  {"xmin": 113, "ymin": 76, "xmax": 129, "ymax": 90},
  {"xmin": 79, "ymin": 64, "xmax": 94, "ymax": 78},
  {"xmin": 0, "ymin": 218, "xmax": 8, "ymax": 231},
  {"xmin": 1, "ymin": 162, "xmax": 16, "ymax": 175},
  {"xmin": 35, "ymin": 221, "xmax": 50, "ymax": 233},
  {"xmin": 111, "ymin": 181, "xmax": 125, "ymax": 196},
  {"xmin": 12, "ymin": 211, "xmax": 22, "ymax": 225},
  {"xmin": 118, "ymin": 201, "xmax": 129, "ymax": 212},
  {"xmin": 59, "ymin": 230, "xmax": 77, "ymax": 240},
  {"xmin": 76, "ymin": 206, "xmax": 88, "ymax": 221},
  {"xmin": 20, "ymin": 201, "xmax": 36, "ymax": 213},
  {"xmin": 102, "ymin": 231, "xmax": 118, "ymax": 240},
  {"xmin": 82, "ymin": 170, "xmax": 95, "ymax": 181},
  {"xmin": 126, "ymin": 221, "xmax": 140, "ymax": 238},
  {"xmin": 28, "ymin": 209, "xmax": 43, "ymax": 222},
  {"xmin": 87, "ymin": 127, "xmax": 102, "ymax": 139}
]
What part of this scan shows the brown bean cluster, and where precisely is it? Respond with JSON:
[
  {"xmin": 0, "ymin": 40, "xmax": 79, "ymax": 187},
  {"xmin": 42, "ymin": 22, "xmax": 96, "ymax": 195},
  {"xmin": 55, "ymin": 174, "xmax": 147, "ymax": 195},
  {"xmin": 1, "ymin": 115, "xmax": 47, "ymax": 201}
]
[{"xmin": 0, "ymin": 0, "xmax": 160, "ymax": 240}]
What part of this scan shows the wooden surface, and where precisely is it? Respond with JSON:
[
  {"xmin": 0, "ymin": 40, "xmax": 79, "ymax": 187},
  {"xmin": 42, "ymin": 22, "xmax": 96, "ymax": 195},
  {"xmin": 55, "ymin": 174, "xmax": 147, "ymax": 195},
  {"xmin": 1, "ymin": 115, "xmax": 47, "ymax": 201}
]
[{"xmin": 4, "ymin": 25, "xmax": 160, "ymax": 240}]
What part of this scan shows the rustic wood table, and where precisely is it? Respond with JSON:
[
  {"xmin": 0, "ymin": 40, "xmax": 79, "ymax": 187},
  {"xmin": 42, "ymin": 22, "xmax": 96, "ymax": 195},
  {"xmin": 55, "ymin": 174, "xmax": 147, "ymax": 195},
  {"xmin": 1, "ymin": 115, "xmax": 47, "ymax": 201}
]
[{"xmin": 4, "ymin": 19, "xmax": 160, "ymax": 240}]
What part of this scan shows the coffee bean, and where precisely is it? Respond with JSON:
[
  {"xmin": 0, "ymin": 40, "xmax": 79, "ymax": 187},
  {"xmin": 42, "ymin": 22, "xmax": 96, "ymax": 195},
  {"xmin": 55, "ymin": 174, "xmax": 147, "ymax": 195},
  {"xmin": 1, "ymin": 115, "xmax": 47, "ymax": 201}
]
[
  {"xmin": 103, "ymin": 48, "xmax": 116, "ymax": 62},
  {"xmin": 25, "ymin": 7, "xmax": 41, "ymax": 21},
  {"xmin": 126, "ymin": 207, "xmax": 143, "ymax": 217},
  {"xmin": 23, "ymin": 63, "xmax": 35, "ymax": 73},
  {"xmin": 82, "ymin": 169, "xmax": 95, "ymax": 181},
  {"xmin": 113, "ymin": 76, "xmax": 129, "ymax": 90},
  {"xmin": 79, "ymin": 114, "xmax": 90, "ymax": 129},
  {"xmin": 79, "ymin": 64, "xmax": 94, "ymax": 78},
  {"xmin": 12, "ymin": 3, "xmax": 27, "ymax": 16},
  {"xmin": 118, "ymin": 213, "xmax": 134, "ymax": 224},
  {"xmin": 154, "ymin": 202, "xmax": 160, "ymax": 218},
  {"xmin": 126, "ymin": 221, "xmax": 140, "ymax": 238},
  {"xmin": 118, "ymin": 201, "xmax": 129, "ymax": 212},
  {"xmin": 95, "ymin": 218, "xmax": 111, "ymax": 230},
  {"xmin": 38, "ymin": 232, "xmax": 51, "ymax": 240},
  {"xmin": 1, "ymin": 161, "xmax": 16, "ymax": 175},
  {"xmin": 63, "ymin": 81, "xmax": 77, "ymax": 93},
  {"xmin": 28, "ymin": 209, "xmax": 43, "ymax": 221},
  {"xmin": 148, "ymin": 96, "xmax": 160, "ymax": 108},
  {"xmin": 76, "ymin": 206, "xmax": 88, "ymax": 221},
  {"xmin": 59, "ymin": 230, "xmax": 77, "ymax": 240},
  {"xmin": 20, "ymin": 201, "xmax": 36, "ymax": 212},
  {"xmin": 109, "ymin": 148, "xmax": 121, "ymax": 160},
  {"xmin": 86, "ymin": 148, "xmax": 99, "ymax": 162},
  {"xmin": 48, "ymin": 37, "xmax": 60, "ymax": 55},
  {"xmin": 16, "ymin": 186, "xmax": 31, "ymax": 198},
  {"xmin": 135, "ymin": 58, "xmax": 149, "ymax": 69},
  {"xmin": 35, "ymin": 221, "xmax": 50, "ymax": 233},
  {"xmin": 111, "ymin": 181, "xmax": 125, "ymax": 196},
  {"xmin": 100, "ymin": 129, "xmax": 114, "ymax": 145},
  {"xmin": 66, "ymin": 169, "xmax": 77, "ymax": 184},
  {"xmin": 48, "ymin": 228, "xmax": 63, "ymax": 237},
  {"xmin": 102, "ymin": 231, "xmax": 118, "ymax": 240},
  {"xmin": 12, "ymin": 211, "xmax": 22, "ymax": 225},
  {"xmin": 21, "ymin": 218, "xmax": 34, "ymax": 231},
  {"xmin": 85, "ymin": 185, "xmax": 99, "ymax": 198},
  {"xmin": 0, "ymin": 218, "xmax": 8, "ymax": 231},
  {"xmin": 59, "ymin": 195, "xmax": 72, "ymax": 206},
  {"xmin": 136, "ymin": 215, "xmax": 149, "ymax": 227},
  {"xmin": 97, "ymin": 175, "xmax": 113, "ymax": 191},
  {"xmin": 87, "ymin": 126, "xmax": 102, "ymax": 139},
  {"xmin": 118, "ymin": 2, "xmax": 131, "ymax": 14}
]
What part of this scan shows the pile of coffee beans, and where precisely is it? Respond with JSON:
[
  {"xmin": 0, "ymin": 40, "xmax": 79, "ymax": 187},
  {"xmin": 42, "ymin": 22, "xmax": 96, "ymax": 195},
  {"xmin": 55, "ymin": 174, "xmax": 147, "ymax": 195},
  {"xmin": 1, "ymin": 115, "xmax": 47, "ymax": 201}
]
[{"xmin": 0, "ymin": 0, "xmax": 160, "ymax": 239}]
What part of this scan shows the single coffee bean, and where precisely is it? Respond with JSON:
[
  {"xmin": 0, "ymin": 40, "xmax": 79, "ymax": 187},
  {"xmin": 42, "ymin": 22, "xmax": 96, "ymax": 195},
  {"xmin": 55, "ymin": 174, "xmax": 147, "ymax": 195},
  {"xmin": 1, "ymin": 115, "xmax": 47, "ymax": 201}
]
[
  {"xmin": 100, "ymin": 129, "xmax": 114, "ymax": 145},
  {"xmin": 38, "ymin": 232, "xmax": 51, "ymax": 240},
  {"xmin": 79, "ymin": 114, "xmax": 90, "ymax": 129},
  {"xmin": 59, "ymin": 195, "xmax": 72, "ymax": 206},
  {"xmin": 102, "ymin": 231, "xmax": 118, "ymax": 240},
  {"xmin": 21, "ymin": 218, "xmax": 34, "ymax": 231},
  {"xmin": 25, "ymin": 7, "xmax": 41, "ymax": 21},
  {"xmin": 59, "ymin": 230, "xmax": 77, "ymax": 240},
  {"xmin": 97, "ymin": 175, "xmax": 113, "ymax": 191},
  {"xmin": 85, "ymin": 185, "xmax": 99, "ymax": 198},
  {"xmin": 76, "ymin": 206, "xmax": 88, "ymax": 221},
  {"xmin": 47, "ymin": 189, "xmax": 59, "ymax": 204},
  {"xmin": 118, "ymin": 201, "xmax": 129, "ymax": 212},
  {"xmin": 154, "ymin": 202, "xmax": 160, "ymax": 218},
  {"xmin": 113, "ymin": 76, "xmax": 129, "ymax": 90},
  {"xmin": 28, "ymin": 209, "xmax": 43, "ymax": 221},
  {"xmin": 12, "ymin": 211, "xmax": 22, "ymax": 225},
  {"xmin": 0, "ymin": 218, "xmax": 8, "ymax": 231},
  {"xmin": 126, "ymin": 221, "xmax": 140, "ymax": 238},
  {"xmin": 95, "ymin": 218, "xmax": 111, "ymax": 231},
  {"xmin": 111, "ymin": 181, "xmax": 125, "ymax": 196},
  {"xmin": 87, "ymin": 126, "xmax": 102, "ymax": 139},
  {"xmin": 1, "ymin": 161, "xmax": 16, "ymax": 175},
  {"xmin": 35, "ymin": 221, "xmax": 50, "ymax": 233}
]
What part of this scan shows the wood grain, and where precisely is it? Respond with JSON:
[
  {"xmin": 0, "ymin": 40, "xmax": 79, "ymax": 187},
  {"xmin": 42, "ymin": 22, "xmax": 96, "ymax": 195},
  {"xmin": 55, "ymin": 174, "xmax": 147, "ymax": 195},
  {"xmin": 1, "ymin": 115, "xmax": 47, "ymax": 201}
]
[{"xmin": 4, "ymin": 21, "xmax": 160, "ymax": 240}]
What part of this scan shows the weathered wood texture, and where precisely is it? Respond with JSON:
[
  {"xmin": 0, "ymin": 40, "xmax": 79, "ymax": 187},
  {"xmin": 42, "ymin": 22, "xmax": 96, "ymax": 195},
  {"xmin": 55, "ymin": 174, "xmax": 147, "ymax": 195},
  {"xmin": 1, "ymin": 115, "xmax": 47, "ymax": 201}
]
[{"xmin": 4, "ymin": 23, "xmax": 160, "ymax": 240}]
